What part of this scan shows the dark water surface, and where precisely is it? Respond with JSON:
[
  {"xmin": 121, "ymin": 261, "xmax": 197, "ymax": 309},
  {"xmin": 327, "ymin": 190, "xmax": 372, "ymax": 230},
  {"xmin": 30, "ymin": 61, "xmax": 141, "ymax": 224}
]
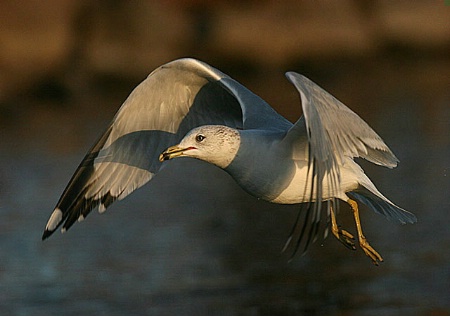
[{"xmin": 1, "ymin": 73, "xmax": 449, "ymax": 315}]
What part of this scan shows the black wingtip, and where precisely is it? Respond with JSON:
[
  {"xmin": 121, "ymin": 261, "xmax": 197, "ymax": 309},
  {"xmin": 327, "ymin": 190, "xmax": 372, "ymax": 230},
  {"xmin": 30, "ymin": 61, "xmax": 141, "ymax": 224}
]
[{"xmin": 42, "ymin": 229, "xmax": 54, "ymax": 241}]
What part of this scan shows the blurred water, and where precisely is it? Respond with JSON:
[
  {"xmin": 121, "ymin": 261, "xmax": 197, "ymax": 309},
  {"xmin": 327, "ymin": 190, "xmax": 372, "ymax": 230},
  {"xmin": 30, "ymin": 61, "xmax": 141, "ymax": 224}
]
[{"xmin": 1, "ymin": 73, "xmax": 449, "ymax": 315}]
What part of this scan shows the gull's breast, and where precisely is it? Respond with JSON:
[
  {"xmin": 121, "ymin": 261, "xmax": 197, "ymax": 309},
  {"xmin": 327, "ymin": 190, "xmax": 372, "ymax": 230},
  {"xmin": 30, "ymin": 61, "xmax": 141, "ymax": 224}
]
[{"xmin": 270, "ymin": 159, "xmax": 360, "ymax": 204}]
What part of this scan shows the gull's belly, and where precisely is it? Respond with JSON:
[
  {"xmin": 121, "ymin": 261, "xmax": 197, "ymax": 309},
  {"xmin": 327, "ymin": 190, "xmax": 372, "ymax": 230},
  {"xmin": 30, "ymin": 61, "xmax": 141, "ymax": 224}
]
[{"xmin": 270, "ymin": 160, "xmax": 360, "ymax": 204}]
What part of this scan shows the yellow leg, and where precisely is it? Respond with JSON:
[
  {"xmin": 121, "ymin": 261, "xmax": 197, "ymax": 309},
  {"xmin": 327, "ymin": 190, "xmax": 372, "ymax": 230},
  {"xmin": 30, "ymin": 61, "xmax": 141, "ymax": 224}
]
[
  {"xmin": 347, "ymin": 199, "xmax": 384, "ymax": 265},
  {"xmin": 330, "ymin": 204, "xmax": 356, "ymax": 250}
]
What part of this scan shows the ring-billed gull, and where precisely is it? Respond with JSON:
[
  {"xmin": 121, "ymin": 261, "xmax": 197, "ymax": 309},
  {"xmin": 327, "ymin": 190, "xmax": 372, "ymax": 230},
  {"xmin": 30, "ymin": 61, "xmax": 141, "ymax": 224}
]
[{"xmin": 43, "ymin": 58, "xmax": 416, "ymax": 265}]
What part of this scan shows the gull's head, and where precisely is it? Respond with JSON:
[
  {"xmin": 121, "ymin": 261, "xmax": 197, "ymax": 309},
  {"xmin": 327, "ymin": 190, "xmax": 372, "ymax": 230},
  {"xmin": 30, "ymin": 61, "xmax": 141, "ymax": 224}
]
[{"xmin": 159, "ymin": 125, "xmax": 240, "ymax": 169}]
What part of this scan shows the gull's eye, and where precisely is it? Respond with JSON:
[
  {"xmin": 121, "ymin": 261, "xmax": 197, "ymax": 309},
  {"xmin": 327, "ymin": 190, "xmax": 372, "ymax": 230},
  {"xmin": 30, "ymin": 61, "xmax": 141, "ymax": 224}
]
[{"xmin": 195, "ymin": 134, "xmax": 206, "ymax": 142}]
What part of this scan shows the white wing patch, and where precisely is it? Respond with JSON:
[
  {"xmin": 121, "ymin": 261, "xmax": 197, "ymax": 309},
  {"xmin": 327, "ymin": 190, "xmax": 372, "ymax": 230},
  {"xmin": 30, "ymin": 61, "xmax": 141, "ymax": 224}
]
[{"xmin": 45, "ymin": 208, "xmax": 63, "ymax": 232}]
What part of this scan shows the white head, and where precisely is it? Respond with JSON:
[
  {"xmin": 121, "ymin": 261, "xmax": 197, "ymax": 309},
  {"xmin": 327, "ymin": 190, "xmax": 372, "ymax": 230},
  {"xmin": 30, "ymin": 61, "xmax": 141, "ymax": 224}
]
[{"xmin": 159, "ymin": 125, "xmax": 240, "ymax": 169}]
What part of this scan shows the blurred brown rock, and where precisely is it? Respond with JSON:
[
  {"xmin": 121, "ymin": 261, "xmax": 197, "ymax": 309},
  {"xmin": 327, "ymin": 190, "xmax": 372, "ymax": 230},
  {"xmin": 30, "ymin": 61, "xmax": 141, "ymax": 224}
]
[
  {"xmin": 0, "ymin": 0, "xmax": 449, "ymax": 103},
  {"xmin": 0, "ymin": 0, "xmax": 82, "ymax": 100}
]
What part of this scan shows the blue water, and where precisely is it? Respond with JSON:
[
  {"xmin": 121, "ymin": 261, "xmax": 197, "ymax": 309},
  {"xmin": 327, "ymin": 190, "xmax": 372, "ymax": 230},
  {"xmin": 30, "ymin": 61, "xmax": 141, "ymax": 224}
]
[{"xmin": 1, "ymin": 78, "xmax": 449, "ymax": 315}]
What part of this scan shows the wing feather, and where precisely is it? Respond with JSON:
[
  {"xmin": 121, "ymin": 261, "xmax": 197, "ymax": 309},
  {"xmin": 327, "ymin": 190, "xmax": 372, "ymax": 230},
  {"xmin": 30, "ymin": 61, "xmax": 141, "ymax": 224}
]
[
  {"xmin": 281, "ymin": 72, "xmax": 402, "ymax": 257},
  {"xmin": 43, "ymin": 58, "xmax": 275, "ymax": 239},
  {"xmin": 286, "ymin": 72, "xmax": 399, "ymax": 167}
]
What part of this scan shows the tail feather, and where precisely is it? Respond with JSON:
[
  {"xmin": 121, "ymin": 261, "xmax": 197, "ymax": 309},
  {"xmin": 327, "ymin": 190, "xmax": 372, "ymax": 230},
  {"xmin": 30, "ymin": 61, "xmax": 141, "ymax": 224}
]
[{"xmin": 349, "ymin": 188, "xmax": 417, "ymax": 224}]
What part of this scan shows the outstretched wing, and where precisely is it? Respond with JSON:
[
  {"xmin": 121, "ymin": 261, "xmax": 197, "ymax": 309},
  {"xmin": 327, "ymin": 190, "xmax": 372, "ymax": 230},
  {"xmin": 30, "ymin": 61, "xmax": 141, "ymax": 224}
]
[
  {"xmin": 43, "ymin": 58, "xmax": 287, "ymax": 239},
  {"xmin": 286, "ymin": 72, "xmax": 399, "ymax": 168},
  {"xmin": 281, "ymin": 72, "xmax": 401, "ymax": 256}
]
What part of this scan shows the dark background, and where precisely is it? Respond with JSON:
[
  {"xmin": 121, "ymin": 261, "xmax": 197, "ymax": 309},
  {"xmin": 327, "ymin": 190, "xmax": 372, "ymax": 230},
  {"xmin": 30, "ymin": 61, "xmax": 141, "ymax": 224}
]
[{"xmin": 1, "ymin": 1, "xmax": 449, "ymax": 314}]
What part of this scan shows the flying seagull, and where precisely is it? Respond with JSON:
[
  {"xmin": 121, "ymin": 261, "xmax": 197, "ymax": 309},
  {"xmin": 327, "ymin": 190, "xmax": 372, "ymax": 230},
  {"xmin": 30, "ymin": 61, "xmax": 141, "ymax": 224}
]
[{"xmin": 43, "ymin": 58, "xmax": 416, "ymax": 265}]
